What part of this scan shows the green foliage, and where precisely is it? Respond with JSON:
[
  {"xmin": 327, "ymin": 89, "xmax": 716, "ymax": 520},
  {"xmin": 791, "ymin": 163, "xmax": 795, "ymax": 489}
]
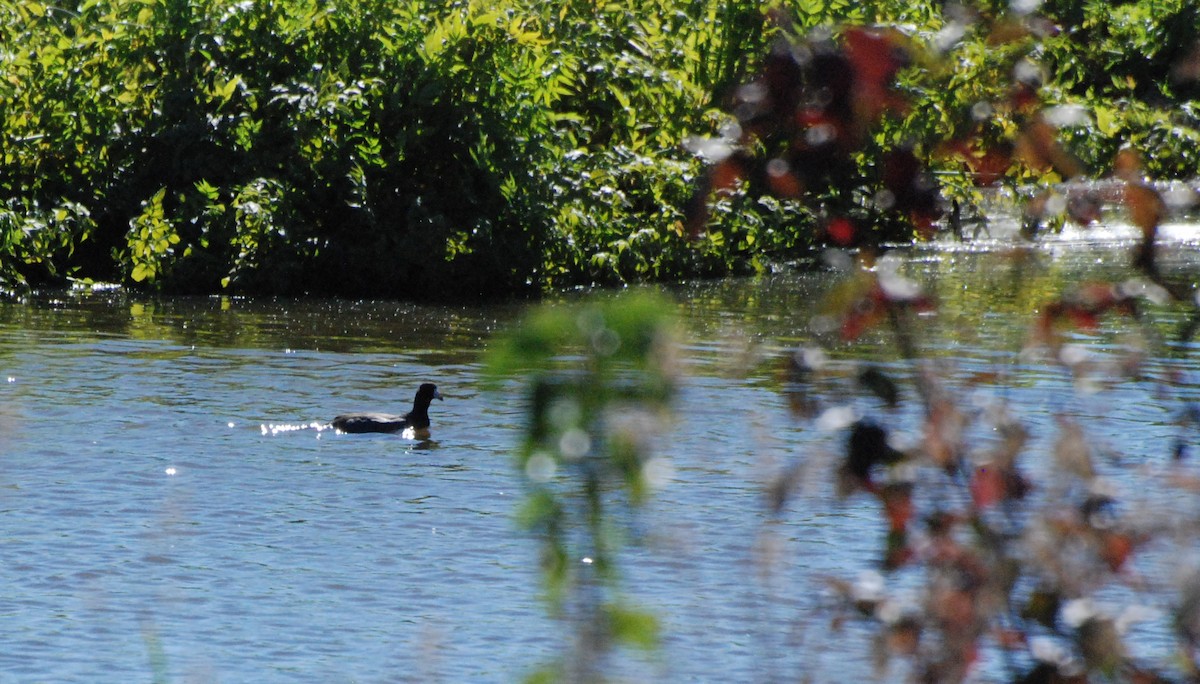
[
  {"xmin": 1037, "ymin": 0, "xmax": 1200, "ymax": 177},
  {"xmin": 124, "ymin": 188, "xmax": 180, "ymax": 284},
  {"xmin": 487, "ymin": 292, "xmax": 677, "ymax": 681},
  {"xmin": 0, "ymin": 198, "xmax": 95, "ymax": 291},
  {"xmin": 0, "ymin": 0, "xmax": 771, "ymax": 296},
  {"xmin": 3, "ymin": 0, "xmax": 1200, "ymax": 296},
  {"xmin": 1042, "ymin": 0, "xmax": 1199, "ymax": 101}
]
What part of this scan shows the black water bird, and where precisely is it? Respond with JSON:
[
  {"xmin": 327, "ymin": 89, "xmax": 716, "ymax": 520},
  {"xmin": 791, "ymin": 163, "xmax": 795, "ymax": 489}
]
[{"xmin": 331, "ymin": 383, "xmax": 443, "ymax": 437}]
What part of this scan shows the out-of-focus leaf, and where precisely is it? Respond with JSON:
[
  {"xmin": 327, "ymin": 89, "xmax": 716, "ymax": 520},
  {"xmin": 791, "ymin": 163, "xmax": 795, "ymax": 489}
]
[
  {"xmin": 843, "ymin": 420, "xmax": 906, "ymax": 493},
  {"xmin": 1021, "ymin": 588, "xmax": 1061, "ymax": 628},
  {"xmin": 842, "ymin": 27, "xmax": 912, "ymax": 131},
  {"xmin": 1125, "ymin": 182, "xmax": 1164, "ymax": 235},
  {"xmin": 1098, "ymin": 531, "xmax": 1137, "ymax": 573},
  {"xmin": 880, "ymin": 482, "xmax": 914, "ymax": 533},
  {"xmin": 880, "ymin": 148, "xmax": 941, "ymax": 235},
  {"xmin": 885, "ymin": 615, "xmax": 922, "ymax": 655},
  {"xmin": 1076, "ymin": 616, "xmax": 1125, "ymax": 674},
  {"xmin": 604, "ymin": 604, "xmax": 660, "ymax": 650},
  {"xmin": 1052, "ymin": 416, "xmax": 1095, "ymax": 481},
  {"xmin": 766, "ymin": 460, "xmax": 804, "ymax": 514},
  {"xmin": 781, "ymin": 348, "xmax": 824, "ymax": 419},
  {"xmin": 883, "ymin": 529, "xmax": 913, "ymax": 570},
  {"xmin": 858, "ymin": 365, "xmax": 900, "ymax": 407},
  {"xmin": 824, "ymin": 216, "xmax": 859, "ymax": 246},
  {"xmin": 1015, "ymin": 116, "xmax": 1084, "ymax": 180},
  {"xmin": 969, "ymin": 464, "xmax": 1003, "ymax": 508},
  {"xmin": 1066, "ymin": 191, "xmax": 1103, "ymax": 226}
]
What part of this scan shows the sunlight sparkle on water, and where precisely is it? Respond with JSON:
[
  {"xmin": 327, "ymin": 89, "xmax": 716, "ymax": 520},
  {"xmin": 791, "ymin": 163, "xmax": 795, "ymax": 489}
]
[{"xmin": 262, "ymin": 421, "xmax": 327, "ymax": 436}]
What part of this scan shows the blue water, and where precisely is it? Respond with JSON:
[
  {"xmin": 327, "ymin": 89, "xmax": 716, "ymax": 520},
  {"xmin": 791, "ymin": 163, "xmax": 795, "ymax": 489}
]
[{"xmin": 1, "ymin": 239, "xmax": 1199, "ymax": 682}]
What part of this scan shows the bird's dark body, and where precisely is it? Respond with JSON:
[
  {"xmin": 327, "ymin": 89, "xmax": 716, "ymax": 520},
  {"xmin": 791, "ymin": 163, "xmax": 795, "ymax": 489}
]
[{"xmin": 332, "ymin": 383, "xmax": 442, "ymax": 436}]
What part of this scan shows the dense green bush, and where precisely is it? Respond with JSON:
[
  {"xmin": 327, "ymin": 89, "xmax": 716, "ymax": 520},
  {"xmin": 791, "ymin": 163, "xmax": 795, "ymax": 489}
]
[
  {"xmin": 0, "ymin": 0, "xmax": 770, "ymax": 296},
  {"xmin": 1038, "ymin": 0, "xmax": 1200, "ymax": 178},
  {"xmin": 2, "ymin": 0, "xmax": 1200, "ymax": 297},
  {"xmin": 2, "ymin": 0, "xmax": 557, "ymax": 296}
]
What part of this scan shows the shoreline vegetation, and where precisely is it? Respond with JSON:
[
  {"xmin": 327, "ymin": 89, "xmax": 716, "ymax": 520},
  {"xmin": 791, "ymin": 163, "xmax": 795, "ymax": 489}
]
[{"xmin": 3, "ymin": 0, "xmax": 1199, "ymax": 301}]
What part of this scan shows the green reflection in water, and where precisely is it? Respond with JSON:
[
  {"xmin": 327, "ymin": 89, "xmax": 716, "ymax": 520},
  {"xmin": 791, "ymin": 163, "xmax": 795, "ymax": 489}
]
[{"xmin": 0, "ymin": 240, "xmax": 1195, "ymax": 373}]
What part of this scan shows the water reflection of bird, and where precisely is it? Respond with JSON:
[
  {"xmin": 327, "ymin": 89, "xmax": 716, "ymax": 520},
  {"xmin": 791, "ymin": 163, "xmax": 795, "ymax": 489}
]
[{"xmin": 331, "ymin": 383, "xmax": 442, "ymax": 437}]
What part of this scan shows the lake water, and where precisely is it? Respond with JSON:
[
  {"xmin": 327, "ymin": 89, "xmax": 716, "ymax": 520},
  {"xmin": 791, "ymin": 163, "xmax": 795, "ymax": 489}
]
[{"xmin": 2, "ymin": 223, "xmax": 1200, "ymax": 682}]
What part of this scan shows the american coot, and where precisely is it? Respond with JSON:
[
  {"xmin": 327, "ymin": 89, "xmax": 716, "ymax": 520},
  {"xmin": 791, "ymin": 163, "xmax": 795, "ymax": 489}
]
[{"xmin": 331, "ymin": 383, "xmax": 443, "ymax": 438}]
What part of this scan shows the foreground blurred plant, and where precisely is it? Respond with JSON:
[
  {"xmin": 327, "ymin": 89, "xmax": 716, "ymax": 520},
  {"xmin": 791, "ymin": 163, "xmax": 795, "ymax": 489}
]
[
  {"xmin": 682, "ymin": 3, "xmax": 1200, "ymax": 682},
  {"xmin": 774, "ymin": 212, "xmax": 1200, "ymax": 682},
  {"xmin": 487, "ymin": 292, "xmax": 679, "ymax": 683}
]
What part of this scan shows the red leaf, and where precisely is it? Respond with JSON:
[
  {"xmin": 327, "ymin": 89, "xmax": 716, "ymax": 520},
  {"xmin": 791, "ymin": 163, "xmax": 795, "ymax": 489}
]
[
  {"xmin": 826, "ymin": 216, "xmax": 857, "ymax": 246},
  {"xmin": 843, "ymin": 28, "xmax": 907, "ymax": 91},
  {"xmin": 880, "ymin": 483, "xmax": 914, "ymax": 533},
  {"xmin": 970, "ymin": 465, "xmax": 1003, "ymax": 508},
  {"xmin": 1066, "ymin": 191, "xmax": 1103, "ymax": 226},
  {"xmin": 843, "ymin": 28, "xmax": 911, "ymax": 128},
  {"xmin": 1100, "ymin": 531, "xmax": 1135, "ymax": 572},
  {"xmin": 840, "ymin": 300, "xmax": 884, "ymax": 342},
  {"xmin": 765, "ymin": 158, "xmax": 805, "ymax": 198},
  {"xmin": 938, "ymin": 138, "xmax": 1014, "ymax": 186},
  {"xmin": 710, "ymin": 155, "xmax": 748, "ymax": 195},
  {"xmin": 970, "ymin": 145, "xmax": 1015, "ymax": 186},
  {"xmin": 994, "ymin": 627, "xmax": 1027, "ymax": 650},
  {"xmin": 1125, "ymin": 182, "xmax": 1164, "ymax": 235},
  {"xmin": 1015, "ymin": 117, "xmax": 1083, "ymax": 179}
]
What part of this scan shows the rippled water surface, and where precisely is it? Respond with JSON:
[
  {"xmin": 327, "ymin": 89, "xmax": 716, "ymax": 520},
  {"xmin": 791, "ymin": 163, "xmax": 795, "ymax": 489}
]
[{"xmin": 2, "ymin": 233, "xmax": 1200, "ymax": 682}]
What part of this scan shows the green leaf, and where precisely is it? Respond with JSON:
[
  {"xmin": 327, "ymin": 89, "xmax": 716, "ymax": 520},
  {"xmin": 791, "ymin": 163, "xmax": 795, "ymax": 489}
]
[
  {"xmin": 214, "ymin": 76, "xmax": 242, "ymax": 102},
  {"xmin": 1093, "ymin": 105, "xmax": 1119, "ymax": 136},
  {"xmin": 604, "ymin": 603, "xmax": 660, "ymax": 650}
]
